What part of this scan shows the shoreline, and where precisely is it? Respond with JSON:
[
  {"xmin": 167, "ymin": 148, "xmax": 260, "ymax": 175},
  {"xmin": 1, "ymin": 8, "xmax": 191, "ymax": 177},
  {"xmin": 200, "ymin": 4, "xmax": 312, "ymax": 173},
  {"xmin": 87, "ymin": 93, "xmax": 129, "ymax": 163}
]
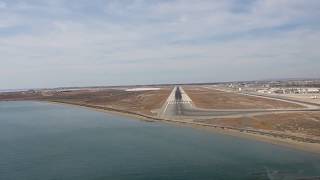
[
  {"xmin": 40, "ymin": 100, "xmax": 320, "ymax": 155},
  {"xmin": 3, "ymin": 100, "xmax": 320, "ymax": 155}
]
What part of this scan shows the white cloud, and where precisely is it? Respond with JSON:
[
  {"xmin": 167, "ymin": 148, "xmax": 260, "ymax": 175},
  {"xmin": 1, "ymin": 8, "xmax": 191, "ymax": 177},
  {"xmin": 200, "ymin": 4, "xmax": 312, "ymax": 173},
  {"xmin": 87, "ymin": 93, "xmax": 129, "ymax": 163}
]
[{"xmin": 0, "ymin": 0, "xmax": 319, "ymax": 88}]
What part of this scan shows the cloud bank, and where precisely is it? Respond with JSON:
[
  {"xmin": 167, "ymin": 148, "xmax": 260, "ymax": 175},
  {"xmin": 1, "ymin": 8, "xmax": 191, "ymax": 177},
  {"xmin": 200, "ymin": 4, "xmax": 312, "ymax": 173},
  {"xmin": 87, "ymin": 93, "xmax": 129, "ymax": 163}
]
[{"xmin": 0, "ymin": 0, "xmax": 319, "ymax": 88}]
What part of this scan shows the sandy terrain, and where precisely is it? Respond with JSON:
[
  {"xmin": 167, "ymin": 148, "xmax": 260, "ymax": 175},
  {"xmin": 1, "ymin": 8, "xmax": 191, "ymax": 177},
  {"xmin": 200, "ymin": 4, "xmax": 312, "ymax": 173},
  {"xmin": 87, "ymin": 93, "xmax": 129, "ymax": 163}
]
[{"xmin": 184, "ymin": 87, "xmax": 304, "ymax": 109}]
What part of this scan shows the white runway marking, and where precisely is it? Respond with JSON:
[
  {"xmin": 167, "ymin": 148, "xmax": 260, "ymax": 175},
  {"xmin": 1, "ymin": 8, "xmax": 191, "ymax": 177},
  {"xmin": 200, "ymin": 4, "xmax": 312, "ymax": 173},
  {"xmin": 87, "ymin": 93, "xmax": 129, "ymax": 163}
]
[
  {"xmin": 168, "ymin": 101, "xmax": 190, "ymax": 104},
  {"xmin": 160, "ymin": 86, "xmax": 194, "ymax": 117},
  {"xmin": 161, "ymin": 87, "xmax": 177, "ymax": 115}
]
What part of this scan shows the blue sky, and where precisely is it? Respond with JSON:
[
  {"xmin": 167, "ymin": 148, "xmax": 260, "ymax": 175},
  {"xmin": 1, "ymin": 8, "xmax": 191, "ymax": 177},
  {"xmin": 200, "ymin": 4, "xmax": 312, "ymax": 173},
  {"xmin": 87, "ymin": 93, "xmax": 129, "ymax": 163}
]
[{"xmin": 0, "ymin": 0, "xmax": 320, "ymax": 89}]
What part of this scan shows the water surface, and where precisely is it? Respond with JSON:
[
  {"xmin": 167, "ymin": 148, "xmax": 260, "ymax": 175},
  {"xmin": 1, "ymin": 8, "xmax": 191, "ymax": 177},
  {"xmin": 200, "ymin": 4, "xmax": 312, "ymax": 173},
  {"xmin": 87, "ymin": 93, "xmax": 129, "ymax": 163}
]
[{"xmin": 0, "ymin": 101, "xmax": 319, "ymax": 180}]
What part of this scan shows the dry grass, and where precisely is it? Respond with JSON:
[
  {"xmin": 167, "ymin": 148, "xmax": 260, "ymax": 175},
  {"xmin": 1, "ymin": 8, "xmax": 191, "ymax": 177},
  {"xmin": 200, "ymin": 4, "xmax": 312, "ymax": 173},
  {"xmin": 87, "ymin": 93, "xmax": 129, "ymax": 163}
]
[
  {"xmin": 184, "ymin": 87, "xmax": 303, "ymax": 109},
  {"xmin": 44, "ymin": 89, "xmax": 171, "ymax": 116},
  {"xmin": 197, "ymin": 112, "xmax": 320, "ymax": 137},
  {"xmin": 0, "ymin": 88, "xmax": 172, "ymax": 116}
]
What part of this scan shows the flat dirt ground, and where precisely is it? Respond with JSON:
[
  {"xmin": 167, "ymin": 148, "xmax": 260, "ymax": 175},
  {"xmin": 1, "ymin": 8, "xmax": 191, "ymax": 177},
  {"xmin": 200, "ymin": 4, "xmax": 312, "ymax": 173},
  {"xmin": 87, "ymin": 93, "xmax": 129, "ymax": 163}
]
[
  {"xmin": 197, "ymin": 112, "xmax": 320, "ymax": 137},
  {"xmin": 0, "ymin": 88, "xmax": 172, "ymax": 116},
  {"xmin": 184, "ymin": 86, "xmax": 303, "ymax": 109},
  {"xmin": 47, "ymin": 89, "xmax": 171, "ymax": 116}
]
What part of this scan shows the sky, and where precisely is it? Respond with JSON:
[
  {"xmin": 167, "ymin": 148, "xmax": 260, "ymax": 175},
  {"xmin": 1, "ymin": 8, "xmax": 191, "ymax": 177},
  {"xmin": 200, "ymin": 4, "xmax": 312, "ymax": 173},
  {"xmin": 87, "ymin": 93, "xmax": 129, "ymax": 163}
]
[{"xmin": 0, "ymin": 0, "xmax": 320, "ymax": 89}]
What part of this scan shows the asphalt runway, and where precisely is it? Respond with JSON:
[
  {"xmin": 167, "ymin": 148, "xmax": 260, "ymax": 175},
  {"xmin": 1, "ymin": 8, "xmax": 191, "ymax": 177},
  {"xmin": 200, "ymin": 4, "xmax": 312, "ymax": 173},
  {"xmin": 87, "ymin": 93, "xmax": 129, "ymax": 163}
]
[{"xmin": 160, "ymin": 86, "xmax": 320, "ymax": 119}]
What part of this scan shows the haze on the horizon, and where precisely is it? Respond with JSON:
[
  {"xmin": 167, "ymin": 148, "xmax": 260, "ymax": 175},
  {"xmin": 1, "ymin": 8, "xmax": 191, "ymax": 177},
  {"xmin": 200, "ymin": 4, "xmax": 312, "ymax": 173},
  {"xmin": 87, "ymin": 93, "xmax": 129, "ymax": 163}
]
[{"xmin": 0, "ymin": 0, "xmax": 319, "ymax": 89}]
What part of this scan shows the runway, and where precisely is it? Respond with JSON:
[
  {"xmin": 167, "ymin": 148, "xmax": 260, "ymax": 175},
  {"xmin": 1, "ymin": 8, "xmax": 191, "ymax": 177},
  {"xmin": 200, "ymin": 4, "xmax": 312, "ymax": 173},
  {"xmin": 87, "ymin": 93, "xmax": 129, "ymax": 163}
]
[{"xmin": 159, "ymin": 86, "xmax": 320, "ymax": 120}]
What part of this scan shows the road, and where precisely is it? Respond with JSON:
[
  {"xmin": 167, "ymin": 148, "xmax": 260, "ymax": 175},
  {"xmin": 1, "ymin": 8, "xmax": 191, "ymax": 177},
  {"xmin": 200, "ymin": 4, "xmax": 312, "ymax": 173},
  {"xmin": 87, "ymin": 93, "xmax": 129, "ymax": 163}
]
[{"xmin": 159, "ymin": 86, "xmax": 320, "ymax": 120}]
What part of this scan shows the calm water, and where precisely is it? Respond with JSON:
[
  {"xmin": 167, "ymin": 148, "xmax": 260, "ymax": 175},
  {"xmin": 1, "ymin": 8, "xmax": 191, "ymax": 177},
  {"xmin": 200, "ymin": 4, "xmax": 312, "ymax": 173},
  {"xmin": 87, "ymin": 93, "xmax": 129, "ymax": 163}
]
[{"xmin": 0, "ymin": 102, "xmax": 319, "ymax": 180}]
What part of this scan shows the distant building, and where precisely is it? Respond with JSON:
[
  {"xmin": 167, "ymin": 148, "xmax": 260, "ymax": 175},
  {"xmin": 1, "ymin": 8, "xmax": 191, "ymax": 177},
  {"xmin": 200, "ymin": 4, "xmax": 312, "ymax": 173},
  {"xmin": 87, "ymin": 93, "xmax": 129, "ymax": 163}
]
[
  {"xmin": 305, "ymin": 88, "xmax": 320, "ymax": 93},
  {"xmin": 271, "ymin": 88, "xmax": 320, "ymax": 94}
]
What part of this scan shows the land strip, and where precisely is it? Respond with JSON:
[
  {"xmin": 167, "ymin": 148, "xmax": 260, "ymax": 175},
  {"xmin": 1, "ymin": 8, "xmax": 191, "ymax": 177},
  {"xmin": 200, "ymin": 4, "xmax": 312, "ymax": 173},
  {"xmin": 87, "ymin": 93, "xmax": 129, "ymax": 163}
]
[
  {"xmin": 0, "ymin": 88, "xmax": 171, "ymax": 116},
  {"xmin": 1, "ymin": 86, "xmax": 320, "ymax": 154}
]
